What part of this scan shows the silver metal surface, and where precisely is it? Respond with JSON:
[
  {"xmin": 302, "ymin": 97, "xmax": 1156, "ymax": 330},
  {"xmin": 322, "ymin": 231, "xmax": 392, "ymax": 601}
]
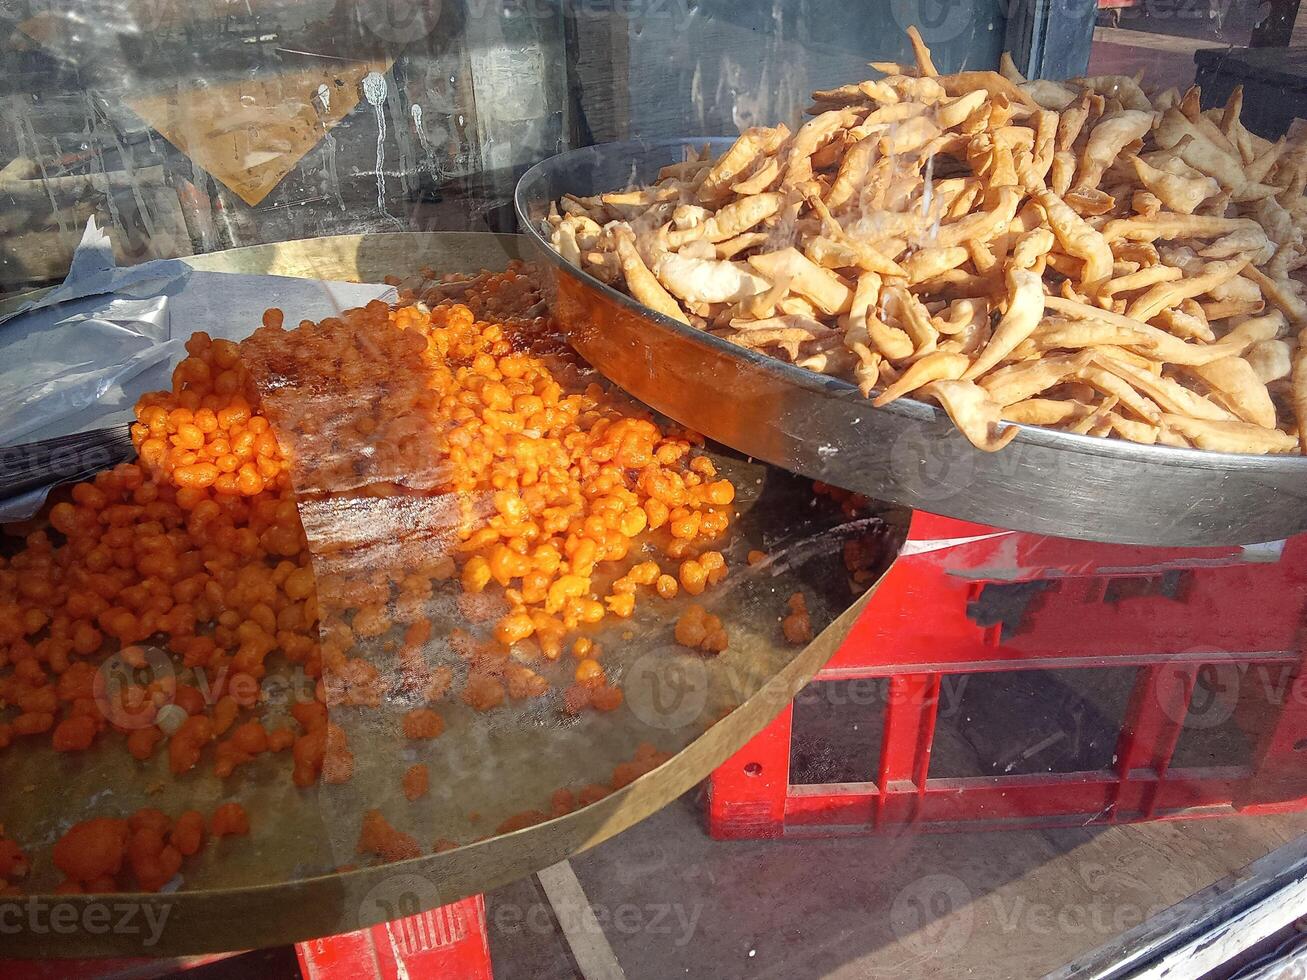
[{"xmin": 515, "ymin": 138, "xmax": 1307, "ymax": 547}]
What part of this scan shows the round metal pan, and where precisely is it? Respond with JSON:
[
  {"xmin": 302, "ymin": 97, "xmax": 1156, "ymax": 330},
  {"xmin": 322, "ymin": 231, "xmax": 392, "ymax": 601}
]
[
  {"xmin": 0, "ymin": 232, "xmax": 902, "ymax": 957},
  {"xmin": 515, "ymin": 139, "xmax": 1307, "ymax": 547}
]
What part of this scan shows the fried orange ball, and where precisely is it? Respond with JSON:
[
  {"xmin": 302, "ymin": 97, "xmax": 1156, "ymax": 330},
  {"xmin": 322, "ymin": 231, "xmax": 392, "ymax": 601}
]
[
  {"xmin": 52, "ymin": 818, "xmax": 128, "ymax": 885},
  {"xmin": 128, "ymin": 822, "xmax": 182, "ymax": 892},
  {"xmin": 170, "ymin": 811, "xmax": 206, "ymax": 857},
  {"xmin": 357, "ymin": 809, "xmax": 420, "ymax": 862},
  {"xmin": 210, "ymin": 802, "xmax": 250, "ymax": 838},
  {"xmin": 401, "ymin": 708, "xmax": 445, "ymax": 740},
  {"xmin": 674, "ymin": 604, "xmax": 728, "ymax": 654},
  {"xmin": 403, "ymin": 764, "xmax": 430, "ymax": 802},
  {"xmin": 782, "ymin": 591, "xmax": 814, "ymax": 645},
  {"xmin": 461, "ymin": 673, "xmax": 506, "ymax": 713}
]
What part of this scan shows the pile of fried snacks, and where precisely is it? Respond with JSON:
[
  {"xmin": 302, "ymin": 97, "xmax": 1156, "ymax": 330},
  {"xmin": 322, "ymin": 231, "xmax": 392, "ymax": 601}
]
[
  {"xmin": 547, "ymin": 26, "xmax": 1307, "ymax": 455},
  {"xmin": 0, "ymin": 267, "xmax": 735, "ymax": 888}
]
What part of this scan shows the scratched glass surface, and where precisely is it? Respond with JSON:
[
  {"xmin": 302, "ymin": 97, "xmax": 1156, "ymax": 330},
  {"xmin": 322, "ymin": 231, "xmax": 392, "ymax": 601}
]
[
  {"xmin": 4, "ymin": 1, "xmax": 1307, "ymax": 972},
  {"xmin": 0, "ymin": 0, "xmax": 1016, "ymax": 294}
]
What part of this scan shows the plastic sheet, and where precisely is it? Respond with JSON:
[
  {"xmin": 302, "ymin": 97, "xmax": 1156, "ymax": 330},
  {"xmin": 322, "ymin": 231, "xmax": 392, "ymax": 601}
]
[
  {"xmin": 0, "ymin": 295, "xmax": 178, "ymax": 444},
  {"xmin": 0, "ymin": 221, "xmax": 399, "ymax": 520},
  {"xmin": 0, "ymin": 221, "xmax": 188, "ymax": 444}
]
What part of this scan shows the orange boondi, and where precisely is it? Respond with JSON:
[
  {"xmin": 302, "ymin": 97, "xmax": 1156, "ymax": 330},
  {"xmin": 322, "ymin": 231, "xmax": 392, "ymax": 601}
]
[
  {"xmin": 401, "ymin": 708, "xmax": 445, "ymax": 740},
  {"xmin": 210, "ymin": 802, "xmax": 250, "ymax": 838},
  {"xmin": 781, "ymin": 592, "xmax": 813, "ymax": 645},
  {"xmin": 357, "ymin": 809, "xmax": 421, "ymax": 863},
  {"xmin": 0, "ymin": 265, "xmax": 723, "ymax": 887},
  {"xmin": 674, "ymin": 604, "xmax": 728, "ymax": 654},
  {"xmin": 236, "ymin": 279, "xmax": 736, "ymax": 711},
  {"xmin": 403, "ymin": 764, "xmax": 430, "ymax": 802},
  {"xmin": 130, "ymin": 309, "xmax": 290, "ymax": 498},
  {"xmin": 49, "ymin": 804, "xmax": 241, "ymax": 893}
]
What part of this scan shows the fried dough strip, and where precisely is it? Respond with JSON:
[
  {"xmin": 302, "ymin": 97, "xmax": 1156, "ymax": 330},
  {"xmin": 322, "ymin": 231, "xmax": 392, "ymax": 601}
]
[
  {"xmin": 615, "ymin": 230, "xmax": 689, "ymax": 325},
  {"xmin": 923, "ymin": 380, "xmax": 1020, "ymax": 450},
  {"xmin": 933, "ymin": 186, "xmax": 1022, "ymax": 249},
  {"xmin": 1043, "ymin": 295, "xmax": 1251, "ymax": 365},
  {"xmin": 941, "ymin": 71, "xmax": 1041, "ymax": 111},
  {"xmin": 1125, "ymin": 260, "xmax": 1248, "ymax": 324},
  {"xmin": 1185, "ymin": 356, "xmax": 1276, "ymax": 428},
  {"xmin": 979, "ymin": 351, "xmax": 1096, "ymax": 404},
  {"xmin": 699, "ymin": 126, "xmax": 789, "ymax": 201},
  {"xmin": 748, "ymin": 248, "xmax": 853, "ymax": 315},
  {"xmin": 1161, "ymin": 414, "xmax": 1298, "ymax": 454},
  {"xmin": 906, "ymin": 25, "xmax": 939, "ymax": 77},
  {"xmin": 963, "ymin": 268, "xmax": 1045, "ymax": 379},
  {"xmin": 1077, "ymin": 110, "xmax": 1153, "ymax": 192},
  {"xmin": 872, "ymin": 351, "xmax": 969, "ymax": 406},
  {"xmin": 1096, "ymin": 355, "xmax": 1237, "ymax": 421},
  {"xmin": 1036, "ymin": 188, "xmax": 1114, "ymax": 286}
]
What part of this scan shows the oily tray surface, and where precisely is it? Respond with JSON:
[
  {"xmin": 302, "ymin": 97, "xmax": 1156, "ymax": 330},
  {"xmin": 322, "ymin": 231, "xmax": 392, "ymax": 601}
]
[{"xmin": 0, "ymin": 235, "xmax": 898, "ymax": 955}]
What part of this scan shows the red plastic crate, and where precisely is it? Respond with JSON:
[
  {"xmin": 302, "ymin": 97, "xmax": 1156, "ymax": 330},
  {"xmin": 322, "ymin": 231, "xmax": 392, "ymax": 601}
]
[
  {"xmin": 297, "ymin": 894, "xmax": 492, "ymax": 980},
  {"xmin": 0, "ymin": 895, "xmax": 492, "ymax": 980},
  {"xmin": 708, "ymin": 512, "xmax": 1307, "ymax": 838}
]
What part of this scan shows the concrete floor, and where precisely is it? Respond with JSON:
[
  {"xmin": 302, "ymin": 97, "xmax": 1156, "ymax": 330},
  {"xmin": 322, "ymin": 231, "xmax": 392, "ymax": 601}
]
[
  {"xmin": 176, "ymin": 791, "xmax": 1307, "ymax": 979},
  {"xmin": 483, "ymin": 791, "xmax": 1307, "ymax": 980},
  {"xmin": 476, "ymin": 662, "xmax": 1307, "ymax": 978}
]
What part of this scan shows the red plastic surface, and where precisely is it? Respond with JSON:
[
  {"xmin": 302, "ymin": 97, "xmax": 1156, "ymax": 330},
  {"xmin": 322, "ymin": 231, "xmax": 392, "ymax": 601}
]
[
  {"xmin": 296, "ymin": 895, "xmax": 491, "ymax": 980},
  {"xmin": 708, "ymin": 511, "xmax": 1307, "ymax": 838},
  {"xmin": 0, "ymin": 896, "xmax": 491, "ymax": 980}
]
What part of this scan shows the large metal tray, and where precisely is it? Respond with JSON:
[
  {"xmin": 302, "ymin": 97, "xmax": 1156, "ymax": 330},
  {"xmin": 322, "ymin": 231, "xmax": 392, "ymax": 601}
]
[
  {"xmin": 514, "ymin": 139, "xmax": 1307, "ymax": 547},
  {"xmin": 0, "ymin": 232, "xmax": 902, "ymax": 957}
]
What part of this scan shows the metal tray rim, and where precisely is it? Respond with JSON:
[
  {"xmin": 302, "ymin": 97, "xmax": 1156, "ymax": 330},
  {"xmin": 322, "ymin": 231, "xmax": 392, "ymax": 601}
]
[
  {"xmin": 515, "ymin": 138, "xmax": 1307, "ymax": 475},
  {"xmin": 0, "ymin": 231, "xmax": 889, "ymax": 957}
]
